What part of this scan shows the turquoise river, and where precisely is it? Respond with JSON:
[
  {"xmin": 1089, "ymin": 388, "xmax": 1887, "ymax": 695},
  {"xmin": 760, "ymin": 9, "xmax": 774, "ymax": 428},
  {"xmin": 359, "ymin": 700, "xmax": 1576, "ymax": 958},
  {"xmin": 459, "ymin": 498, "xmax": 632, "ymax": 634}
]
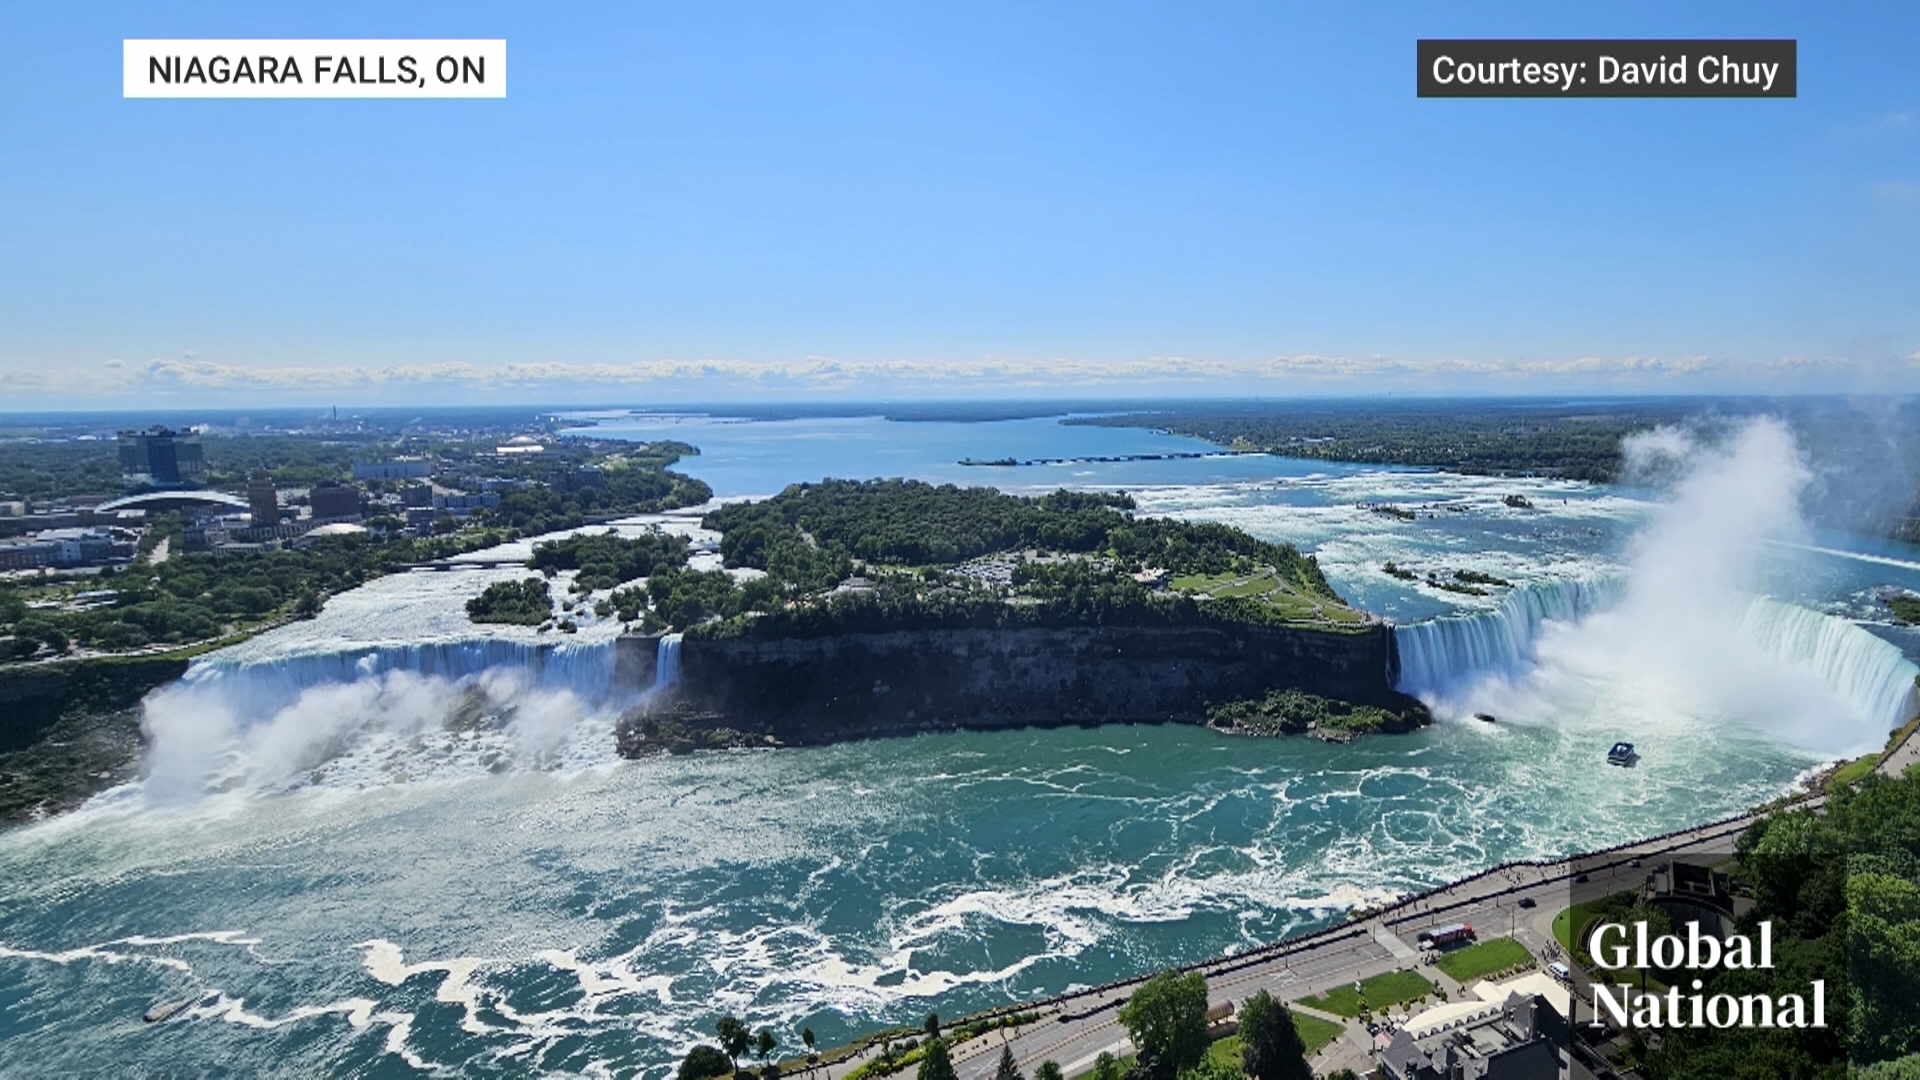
[{"xmin": 2, "ymin": 410, "xmax": 1918, "ymax": 1077}]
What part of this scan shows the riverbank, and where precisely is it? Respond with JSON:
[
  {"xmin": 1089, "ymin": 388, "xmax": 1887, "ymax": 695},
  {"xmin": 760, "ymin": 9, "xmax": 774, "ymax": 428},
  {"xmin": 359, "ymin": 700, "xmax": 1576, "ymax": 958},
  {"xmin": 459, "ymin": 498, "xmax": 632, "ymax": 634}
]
[
  {"xmin": 615, "ymin": 622, "xmax": 1430, "ymax": 756},
  {"xmin": 0, "ymin": 655, "xmax": 188, "ymax": 824}
]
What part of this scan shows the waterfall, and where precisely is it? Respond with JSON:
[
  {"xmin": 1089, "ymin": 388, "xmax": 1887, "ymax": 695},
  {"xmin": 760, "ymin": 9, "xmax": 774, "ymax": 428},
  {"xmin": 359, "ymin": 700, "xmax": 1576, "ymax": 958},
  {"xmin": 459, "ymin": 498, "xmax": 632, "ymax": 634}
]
[
  {"xmin": 182, "ymin": 636, "xmax": 621, "ymax": 720},
  {"xmin": 139, "ymin": 634, "xmax": 628, "ymax": 795},
  {"xmin": 1392, "ymin": 576, "xmax": 1624, "ymax": 698},
  {"xmin": 652, "ymin": 633, "xmax": 683, "ymax": 694},
  {"xmin": 1392, "ymin": 578, "xmax": 1920, "ymax": 731},
  {"xmin": 1737, "ymin": 596, "xmax": 1920, "ymax": 730}
]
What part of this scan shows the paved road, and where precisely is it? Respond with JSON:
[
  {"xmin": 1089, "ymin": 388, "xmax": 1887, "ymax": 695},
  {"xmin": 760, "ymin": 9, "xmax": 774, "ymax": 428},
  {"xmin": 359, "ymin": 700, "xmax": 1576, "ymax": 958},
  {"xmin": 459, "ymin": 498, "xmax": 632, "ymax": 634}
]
[
  {"xmin": 817, "ymin": 718, "xmax": 1918, "ymax": 1080},
  {"xmin": 809, "ymin": 811, "xmax": 1768, "ymax": 1080}
]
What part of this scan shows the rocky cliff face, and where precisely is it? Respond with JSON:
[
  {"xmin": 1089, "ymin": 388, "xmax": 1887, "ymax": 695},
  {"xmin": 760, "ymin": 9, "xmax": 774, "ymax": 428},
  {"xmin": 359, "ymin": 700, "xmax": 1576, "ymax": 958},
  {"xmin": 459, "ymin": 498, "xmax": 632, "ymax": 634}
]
[{"xmin": 623, "ymin": 623, "xmax": 1421, "ymax": 748}]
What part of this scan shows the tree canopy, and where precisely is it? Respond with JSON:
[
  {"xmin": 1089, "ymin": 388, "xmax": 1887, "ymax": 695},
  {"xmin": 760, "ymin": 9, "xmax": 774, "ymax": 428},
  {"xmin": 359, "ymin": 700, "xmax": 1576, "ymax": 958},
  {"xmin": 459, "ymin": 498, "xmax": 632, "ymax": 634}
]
[
  {"xmin": 1117, "ymin": 971, "xmax": 1212, "ymax": 1080},
  {"xmin": 680, "ymin": 1045, "xmax": 734, "ymax": 1080},
  {"xmin": 528, "ymin": 530, "xmax": 689, "ymax": 591},
  {"xmin": 715, "ymin": 1014, "xmax": 751, "ymax": 1069},
  {"xmin": 1237, "ymin": 990, "xmax": 1312, "ymax": 1080},
  {"xmin": 465, "ymin": 577, "xmax": 552, "ymax": 626},
  {"xmin": 678, "ymin": 479, "xmax": 1348, "ymax": 641},
  {"xmin": 994, "ymin": 1045, "xmax": 1024, "ymax": 1080},
  {"xmin": 915, "ymin": 1038, "xmax": 957, "ymax": 1080},
  {"xmin": 1642, "ymin": 770, "xmax": 1920, "ymax": 1077}
]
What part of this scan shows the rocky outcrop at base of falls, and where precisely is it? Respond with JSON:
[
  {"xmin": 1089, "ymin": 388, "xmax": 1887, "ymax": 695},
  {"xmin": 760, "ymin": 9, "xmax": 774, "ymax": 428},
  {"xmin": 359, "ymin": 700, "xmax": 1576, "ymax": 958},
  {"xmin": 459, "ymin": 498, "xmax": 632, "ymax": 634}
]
[{"xmin": 613, "ymin": 622, "xmax": 1428, "ymax": 754}]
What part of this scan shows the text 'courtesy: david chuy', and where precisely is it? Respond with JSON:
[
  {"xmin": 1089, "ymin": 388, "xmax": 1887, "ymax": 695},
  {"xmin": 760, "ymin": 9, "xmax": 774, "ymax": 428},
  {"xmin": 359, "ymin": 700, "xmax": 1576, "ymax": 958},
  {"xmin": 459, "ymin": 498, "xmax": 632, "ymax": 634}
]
[
  {"xmin": 123, "ymin": 40, "xmax": 505, "ymax": 98},
  {"xmin": 1417, "ymin": 39, "xmax": 1795, "ymax": 98}
]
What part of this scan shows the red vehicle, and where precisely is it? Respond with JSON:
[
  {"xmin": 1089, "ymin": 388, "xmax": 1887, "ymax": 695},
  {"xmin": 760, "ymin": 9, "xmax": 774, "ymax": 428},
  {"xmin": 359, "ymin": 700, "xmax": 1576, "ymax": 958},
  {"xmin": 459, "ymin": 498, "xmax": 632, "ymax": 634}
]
[{"xmin": 1417, "ymin": 922, "xmax": 1475, "ymax": 949}]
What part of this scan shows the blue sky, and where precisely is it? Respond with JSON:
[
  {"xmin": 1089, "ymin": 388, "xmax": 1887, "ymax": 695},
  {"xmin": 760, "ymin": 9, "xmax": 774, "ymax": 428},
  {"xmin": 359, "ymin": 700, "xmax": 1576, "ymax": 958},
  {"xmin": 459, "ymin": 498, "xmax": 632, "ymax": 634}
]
[{"xmin": 0, "ymin": 1, "xmax": 1915, "ymax": 406}]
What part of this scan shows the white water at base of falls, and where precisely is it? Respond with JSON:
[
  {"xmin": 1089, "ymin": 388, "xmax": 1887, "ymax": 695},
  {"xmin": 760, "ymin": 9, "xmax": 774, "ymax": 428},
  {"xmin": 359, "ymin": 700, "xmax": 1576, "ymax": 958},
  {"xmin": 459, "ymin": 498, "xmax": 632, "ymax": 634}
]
[
  {"xmin": 134, "ymin": 634, "xmax": 634, "ymax": 800},
  {"xmin": 1393, "ymin": 579, "xmax": 1920, "ymax": 750}
]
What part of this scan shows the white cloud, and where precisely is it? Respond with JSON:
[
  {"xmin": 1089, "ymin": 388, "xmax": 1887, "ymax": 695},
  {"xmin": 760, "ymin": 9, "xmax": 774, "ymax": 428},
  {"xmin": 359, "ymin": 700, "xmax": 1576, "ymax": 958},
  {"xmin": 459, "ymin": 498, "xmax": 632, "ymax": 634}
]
[{"xmin": 3, "ymin": 347, "xmax": 1910, "ymax": 404}]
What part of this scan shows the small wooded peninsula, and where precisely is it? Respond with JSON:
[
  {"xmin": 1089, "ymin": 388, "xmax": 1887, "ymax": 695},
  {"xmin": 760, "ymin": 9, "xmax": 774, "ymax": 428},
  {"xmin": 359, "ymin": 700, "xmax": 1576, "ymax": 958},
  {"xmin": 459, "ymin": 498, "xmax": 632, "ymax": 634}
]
[{"xmin": 603, "ymin": 479, "xmax": 1428, "ymax": 754}]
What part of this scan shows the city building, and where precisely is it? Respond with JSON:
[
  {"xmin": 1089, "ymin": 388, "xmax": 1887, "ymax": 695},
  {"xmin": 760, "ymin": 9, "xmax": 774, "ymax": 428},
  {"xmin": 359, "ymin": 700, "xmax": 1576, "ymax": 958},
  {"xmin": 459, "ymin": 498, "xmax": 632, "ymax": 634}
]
[
  {"xmin": 1642, "ymin": 859, "xmax": 1745, "ymax": 938},
  {"xmin": 495, "ymin": 435, "xmax": 545, "ymax": 456},
  {"xmin": 248, "ymin": 471, "xmax": 279, "ymax": 528},
  {"xmin": 0, "ymin": 539, "xmax": 54, "ymax": 570},
  {"xmin": 431, "ymin": 491, "xmax": 500, "ymax": 516},
  {"xmin": 117, "ymin": 426, "xmax": 206, "ymax": 485},
  {"xmin": 308, "ymin": 481, "xmax": 362, "ymax": 522},
  {"xmin": 352, "ymin": 459, "xmax": 433, "ymax": 482},
  {"xmin": 1379, "ymin": 976, "xmax": 1570, "ymax": 1080},
  {"xmin": 548, "ymin": 466, "xmax": 605, "ymax": 492},
  {"xmin": 0, "ymin": 528, "xmax": 135, "ymax": 570}
]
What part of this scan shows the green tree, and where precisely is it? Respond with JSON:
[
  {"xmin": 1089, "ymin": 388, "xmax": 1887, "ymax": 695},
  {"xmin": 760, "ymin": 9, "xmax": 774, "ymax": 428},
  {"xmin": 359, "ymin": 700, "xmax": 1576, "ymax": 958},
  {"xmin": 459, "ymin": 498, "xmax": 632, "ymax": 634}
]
[
  {"xmin": 1091, "ymin": 1052, "xmax": 1123, "ymax": 1080},
  {"xmin": 716, "ymin": 1014, "xmax": 751, "ymax": 1071},
  {"xmin": 1118, "ymin": 971, "xmax": 1211, "ymax": 1080},
  {"xmin": 755, "ymin": 1029, "xmax": 778, "ymax": 1064},
  {"xmin": 1849, "ymin": 857, "xmax": 1920, "ymax": 1065},
  {"xmin": 1174, "ymin": 1059, "xmax": 1238, "ymax": 1080},
  {"xmin": 916, "ymin": 1038, "xmax": 957, "ymax": 1080},
  {"xmin": 925, "ymin": 1012, "xmax": 941, "ymax": 1039},
  {"xmin": 1034, "ymin": 1062, "xmax": 1064, "ymax": 1080},
  {"xmin": 1323, "ymin": 1070, "xmax": 1361, "ymax": 1080},
  {"xmin": 995, "ymin": 1045, "xmax": 1024, "ymax": 1080},
  {"xmin": 1237, "ymin": 991, "xmax": 1311, "ymax": 1080},
  {"xmin": 680, "ymin": 1045, "xmax": 734, "ymax": 1080},
  {"xmin": 1860, "ymin": 1055, "xmax": 1920, "ymax": 1079},
  {"xmin": 802, "ymin": 1027, "xmax": 816, "ymax": 1057}
]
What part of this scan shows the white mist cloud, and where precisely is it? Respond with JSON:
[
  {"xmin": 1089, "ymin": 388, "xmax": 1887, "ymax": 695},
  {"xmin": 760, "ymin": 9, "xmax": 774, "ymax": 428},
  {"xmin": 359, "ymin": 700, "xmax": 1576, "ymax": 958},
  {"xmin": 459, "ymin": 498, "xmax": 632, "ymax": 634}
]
[
  {"xmin": 1433, "ymin": 417, "xmax": 1912, "ymax": 757},
  {"xmin": 1616, "ymin": 418, "xmax": 1812, "ymax": 622},
  {"xmin": 138, "ymin": 667, "xmax": 607, "ymax": 801}
]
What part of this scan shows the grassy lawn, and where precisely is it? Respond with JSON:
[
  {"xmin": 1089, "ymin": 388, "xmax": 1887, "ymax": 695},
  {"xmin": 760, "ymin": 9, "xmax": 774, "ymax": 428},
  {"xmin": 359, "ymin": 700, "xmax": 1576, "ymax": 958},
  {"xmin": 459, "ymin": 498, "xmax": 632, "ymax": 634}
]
[
  {"xmin": 1551, "ymin": 906, "xmax": 1577, "ymax": 954},
  {"xmin": 1552, "ymin": 894, "xmax": 1672, "ymax": 993},
  {"xmin": 1829, "ymin": 715, "xmax": 1920, "ymax": 790},
  {"xmin": 1296, "ymin": 969, "xmax": 1434, "ymax": 1018},
  {"xmin": 1828, "ymin": 754, "xmax": 1880, "ymax": 790},
  {"xmin": 1433, "ymin": 937, "xmax": 1533, "ymax": 983},
  {"xmin": 1289, "ymin": 1013, "xmax": 1346, "ymax": 1056},
  {"xmin": 1202, "ymin": 1013, "xmax": 1347, "ymax": 1073},
  {"xmin": 1168, "ymin": 567, "xmax": 1366, "ymax": 626}
]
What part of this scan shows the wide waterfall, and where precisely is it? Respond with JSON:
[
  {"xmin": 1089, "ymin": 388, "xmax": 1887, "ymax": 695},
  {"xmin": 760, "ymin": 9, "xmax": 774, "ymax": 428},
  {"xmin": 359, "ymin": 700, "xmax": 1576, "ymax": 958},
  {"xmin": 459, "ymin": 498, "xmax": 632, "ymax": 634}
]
[
  {"xmin": 1393, "ymin": 578, "xmax": 1920, "ymax": 732},
  {"xmin": 183, "ymin": 636, "xmax": 621, "ymax": 718},
  {"xmin": 1392, "ymin": 576, "xmax": 1624, "ymax": 698},
  {"xmin": 1737, "ymin": 596, "xmax": 1920, "ymax": 731}
]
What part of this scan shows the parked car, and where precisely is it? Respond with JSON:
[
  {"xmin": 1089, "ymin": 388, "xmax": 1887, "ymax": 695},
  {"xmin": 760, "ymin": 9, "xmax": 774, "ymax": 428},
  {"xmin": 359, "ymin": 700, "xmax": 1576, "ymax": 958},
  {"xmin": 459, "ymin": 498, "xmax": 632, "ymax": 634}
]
[{"xmin": 1517, "ymin": 896, "xmax": 1536, "ymax": 909}]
